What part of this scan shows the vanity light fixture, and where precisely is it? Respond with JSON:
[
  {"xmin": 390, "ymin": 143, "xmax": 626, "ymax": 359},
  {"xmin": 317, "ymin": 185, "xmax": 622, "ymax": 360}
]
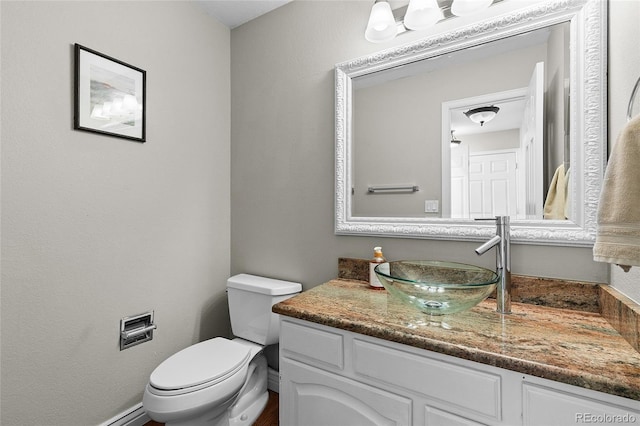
[
  {"xmin": 464, "ymin": 105, "xmax": 499, "ymax": 126},
  {"xmin": 365, "ymin": 0, "xmax": 494, "ymax": 43}
]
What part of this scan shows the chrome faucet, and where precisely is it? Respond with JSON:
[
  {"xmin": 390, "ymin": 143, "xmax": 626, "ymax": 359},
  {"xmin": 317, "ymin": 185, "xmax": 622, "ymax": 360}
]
[{"xmin": 475, "ymin": 216, "xmax": 511, "ymax": 314}]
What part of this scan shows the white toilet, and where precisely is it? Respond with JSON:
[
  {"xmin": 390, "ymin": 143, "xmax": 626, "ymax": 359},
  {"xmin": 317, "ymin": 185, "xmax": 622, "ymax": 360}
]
[{"xmin": 143, "ymin": 274, "xmax": 302, "ymax": 426}]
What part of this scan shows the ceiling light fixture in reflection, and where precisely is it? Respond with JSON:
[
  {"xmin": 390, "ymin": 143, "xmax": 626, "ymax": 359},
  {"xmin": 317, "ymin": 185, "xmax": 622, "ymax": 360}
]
[{"xmin": 464, "ymin": 105, "xmax": 500, "ymax": 126}]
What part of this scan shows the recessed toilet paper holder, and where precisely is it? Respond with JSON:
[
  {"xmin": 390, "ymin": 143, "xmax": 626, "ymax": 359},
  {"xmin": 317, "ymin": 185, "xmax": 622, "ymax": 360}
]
[{"xmin": 120, "ymin": 311, "xmax": 156, "ymax": 350}]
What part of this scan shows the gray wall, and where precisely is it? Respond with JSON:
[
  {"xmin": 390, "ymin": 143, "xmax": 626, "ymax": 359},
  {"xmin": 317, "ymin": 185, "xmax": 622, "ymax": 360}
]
[
  {"xmin": 230, "ymin": 1, "xmax": 607, "ymax": 291},
  {"xmin": 1, "ymin": 1, "xmax": 230, "ymax": 424}
]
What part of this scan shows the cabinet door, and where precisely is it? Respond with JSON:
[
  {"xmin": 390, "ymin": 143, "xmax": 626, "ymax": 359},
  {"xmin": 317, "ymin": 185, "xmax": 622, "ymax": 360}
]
[
  {"xmin": 353, "ymin": 339, "xmax": 502, "ymax": 423},
  {"xmin": 424, "ymin": 405, "xmax": 488, "ymax": 426},
  {"xmin": 523, "ymin": 383, "xmax": 640, "ymax": 426},
  {"xmin": 280, "ymin": 359, "xmax": 412, "ymax": 426}
]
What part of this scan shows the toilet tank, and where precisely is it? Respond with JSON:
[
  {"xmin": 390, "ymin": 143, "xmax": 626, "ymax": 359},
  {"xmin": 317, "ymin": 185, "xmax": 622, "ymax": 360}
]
[{"xmin": 227, "ymin": 274, "xmax": 302, "ymax": 345}]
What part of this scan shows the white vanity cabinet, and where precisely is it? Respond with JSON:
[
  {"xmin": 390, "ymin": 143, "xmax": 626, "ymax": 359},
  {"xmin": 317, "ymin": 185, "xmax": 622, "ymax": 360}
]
[
  {"xmin": 522, "ymin": 379, "xmax": 640, "ymax": 426},
  {"xmin": 279, "ymin": 318, "xmax": 640, "ymax": 426}
]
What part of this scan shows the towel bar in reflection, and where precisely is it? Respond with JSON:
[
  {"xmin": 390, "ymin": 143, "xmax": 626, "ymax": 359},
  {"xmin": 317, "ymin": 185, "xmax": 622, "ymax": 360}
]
[{"xmin": 367, "ymin": 185, "xmax": 419, "ymax": 193}]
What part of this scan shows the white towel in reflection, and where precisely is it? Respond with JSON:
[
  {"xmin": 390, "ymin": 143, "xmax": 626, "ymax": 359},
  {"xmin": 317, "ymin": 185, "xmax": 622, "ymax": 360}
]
[
  {"xmin": 593, "ymin": 114, "xmax": 640, "ymax": 272},
  {"xmin": 543, "ymin": 164, "xmax": 567, "ymax": 220}
]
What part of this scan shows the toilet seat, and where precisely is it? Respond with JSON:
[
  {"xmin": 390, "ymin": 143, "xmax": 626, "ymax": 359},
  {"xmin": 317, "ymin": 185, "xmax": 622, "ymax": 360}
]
[{"xmin": 149, "ymin": 338, "xmax": 251, "ymax": 396}]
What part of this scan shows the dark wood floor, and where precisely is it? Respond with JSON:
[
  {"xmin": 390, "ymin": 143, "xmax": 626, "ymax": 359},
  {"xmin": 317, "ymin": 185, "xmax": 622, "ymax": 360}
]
[
  {"xmin": 145, "ymin": 390, "xmax": 279, "ymax": 426},
  {"xmin": 254, "ymin": 390, "xmax": 279, "ymax": 426}
]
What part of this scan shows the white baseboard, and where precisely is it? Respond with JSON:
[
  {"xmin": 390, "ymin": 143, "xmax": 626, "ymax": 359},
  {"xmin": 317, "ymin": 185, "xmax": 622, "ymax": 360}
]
[
  {"xmin": 267, "ymin": 367, "xmax": 279, "ymax": 393},
  {"xmin": 101, "ymin": 403, "xmax": 150, "ymax": 426}
]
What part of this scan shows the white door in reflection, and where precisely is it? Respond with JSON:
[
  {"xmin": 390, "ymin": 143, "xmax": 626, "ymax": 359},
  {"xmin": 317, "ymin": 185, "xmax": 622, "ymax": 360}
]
[
  {"xmin": 450, "ymin": 144, "xmax": 469, "ymax": 218},
  {"xmin": 469, "ymin": 151, "xmax": 518, "ymax": 218},
  {"xmin": 522, "ymin": 61, "xmax": 545, "ymax": 219}
]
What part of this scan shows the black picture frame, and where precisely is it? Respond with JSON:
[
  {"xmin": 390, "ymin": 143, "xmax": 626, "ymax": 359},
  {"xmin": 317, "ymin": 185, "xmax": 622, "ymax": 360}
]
[{"xmin": 74, "ymin": 44, "xmax": 146, "ymax": 142}]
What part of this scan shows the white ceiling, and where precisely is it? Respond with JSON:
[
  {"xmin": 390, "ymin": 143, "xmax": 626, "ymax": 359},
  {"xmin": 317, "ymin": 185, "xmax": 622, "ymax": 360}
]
[{"xmin": 196, "ymin": 0, "xmax": 292, "ymax": 29}]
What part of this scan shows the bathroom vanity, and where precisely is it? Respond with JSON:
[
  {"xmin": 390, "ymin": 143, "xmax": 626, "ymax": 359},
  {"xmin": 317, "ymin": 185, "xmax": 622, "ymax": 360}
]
[
  {"xmin": 274, "ymin": 279, "xmax": 640, "ymax": 426},
  {"xmin": 298, "ymin": 0, "xmax": 630, "ymax": 422}
]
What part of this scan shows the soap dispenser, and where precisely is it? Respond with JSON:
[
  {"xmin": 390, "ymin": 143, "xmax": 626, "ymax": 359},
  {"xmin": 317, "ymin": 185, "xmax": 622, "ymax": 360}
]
[{"xmin": 369, "ymin": 246, "xmax": 386, "ymax": 289}]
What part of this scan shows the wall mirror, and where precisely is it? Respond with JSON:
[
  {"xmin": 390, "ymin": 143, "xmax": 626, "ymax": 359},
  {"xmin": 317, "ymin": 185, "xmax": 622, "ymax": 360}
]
[{"xmin": 335, "ymin": 0, "xmax": 606, "ymax": 246}]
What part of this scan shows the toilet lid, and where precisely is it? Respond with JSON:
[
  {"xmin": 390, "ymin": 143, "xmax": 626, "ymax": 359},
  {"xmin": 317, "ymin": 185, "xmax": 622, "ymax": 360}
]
[{"xmin": 150, "ymin": 337, "xmax": 251, "ymax": 391}]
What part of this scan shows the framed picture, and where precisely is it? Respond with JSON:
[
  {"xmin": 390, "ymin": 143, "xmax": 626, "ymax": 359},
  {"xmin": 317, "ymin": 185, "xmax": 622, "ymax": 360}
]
[{"xmin": 74, "ymin": 44, "xmax": 146, "ymax": 142}]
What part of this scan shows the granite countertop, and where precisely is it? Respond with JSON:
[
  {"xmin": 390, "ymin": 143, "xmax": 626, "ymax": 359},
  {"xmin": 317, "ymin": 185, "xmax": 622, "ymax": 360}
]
[{"xmin": 273, "ymin": 278, "xmax": 640, "ymax": 401}]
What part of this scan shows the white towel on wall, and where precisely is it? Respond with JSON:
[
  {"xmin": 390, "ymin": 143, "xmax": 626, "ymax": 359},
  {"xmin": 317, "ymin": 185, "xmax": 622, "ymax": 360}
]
[{"xmin": 593, "ymin": 114, "xmax": 640, "ymax": 272}]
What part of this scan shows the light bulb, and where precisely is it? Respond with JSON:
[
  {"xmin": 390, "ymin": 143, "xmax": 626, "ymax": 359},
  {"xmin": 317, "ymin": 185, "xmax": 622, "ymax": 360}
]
[
  {"xmin": 451, "ymin": 0, "xmax": 494, "ymax": 17},
  {"xmin": 404, "ymin": 0, "xmax": 443, "ymax": 31},
  {"xmin": 365, "ymin": 1, "xmax": 397, "ymax": 43}
]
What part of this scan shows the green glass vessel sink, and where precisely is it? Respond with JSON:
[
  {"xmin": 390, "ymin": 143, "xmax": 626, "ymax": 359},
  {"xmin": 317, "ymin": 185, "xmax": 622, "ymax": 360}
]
[{"xmin": 375, "ymin": 260, "xmax": 499, "ymax": 316}]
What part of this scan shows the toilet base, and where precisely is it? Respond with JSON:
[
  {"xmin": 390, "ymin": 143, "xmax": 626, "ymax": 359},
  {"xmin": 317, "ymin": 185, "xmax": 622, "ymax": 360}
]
[
  {"xmin": 162, "ymin": 392, "xmax": 236, "ymax": 426},
  {"xmin": 163, "ymin": 390, "xmax": 268, "ymax": 426},
  {"xmin": 229, "ymin": 391, "xmax": 268, "ymax": 426},
  {"xmin": 160, "ymin": 351, "xmax": 270, "ymax": 426}
]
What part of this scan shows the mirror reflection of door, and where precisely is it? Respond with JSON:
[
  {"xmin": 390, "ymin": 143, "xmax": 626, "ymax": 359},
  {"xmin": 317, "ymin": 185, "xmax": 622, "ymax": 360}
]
[
  {"xmin": 450, "ymin": 143, "xmax": 469, "ymax": 218},
  {"xmin": 469, "ymin": 150, "xmax": 518, "ymax": 217},
  {"xmin": 522, "ymin": 62, "xmax": 545, "ymax": 219},
  {"xmin": 446, "ymin": 61, "xmax": 545, "ymax": 219}
]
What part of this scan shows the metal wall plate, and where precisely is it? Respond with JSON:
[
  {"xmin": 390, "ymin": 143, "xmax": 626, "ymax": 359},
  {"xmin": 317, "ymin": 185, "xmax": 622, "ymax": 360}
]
[{"xmin": 120, "ymin": 311, "xmax": 156, "ymax": 350}]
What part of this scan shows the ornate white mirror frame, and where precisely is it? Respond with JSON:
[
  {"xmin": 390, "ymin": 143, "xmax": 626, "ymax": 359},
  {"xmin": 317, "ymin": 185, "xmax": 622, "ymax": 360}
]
[{"xmin": 335, "ymin": 0, "xmax": 606, "ymax": 247}]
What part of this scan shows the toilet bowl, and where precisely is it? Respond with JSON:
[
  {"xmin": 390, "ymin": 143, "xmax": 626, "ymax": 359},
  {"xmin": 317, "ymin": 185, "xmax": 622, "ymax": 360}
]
[{"xmin": 143, "ymin": 274, "xmax": 302, "ymax": 426}]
